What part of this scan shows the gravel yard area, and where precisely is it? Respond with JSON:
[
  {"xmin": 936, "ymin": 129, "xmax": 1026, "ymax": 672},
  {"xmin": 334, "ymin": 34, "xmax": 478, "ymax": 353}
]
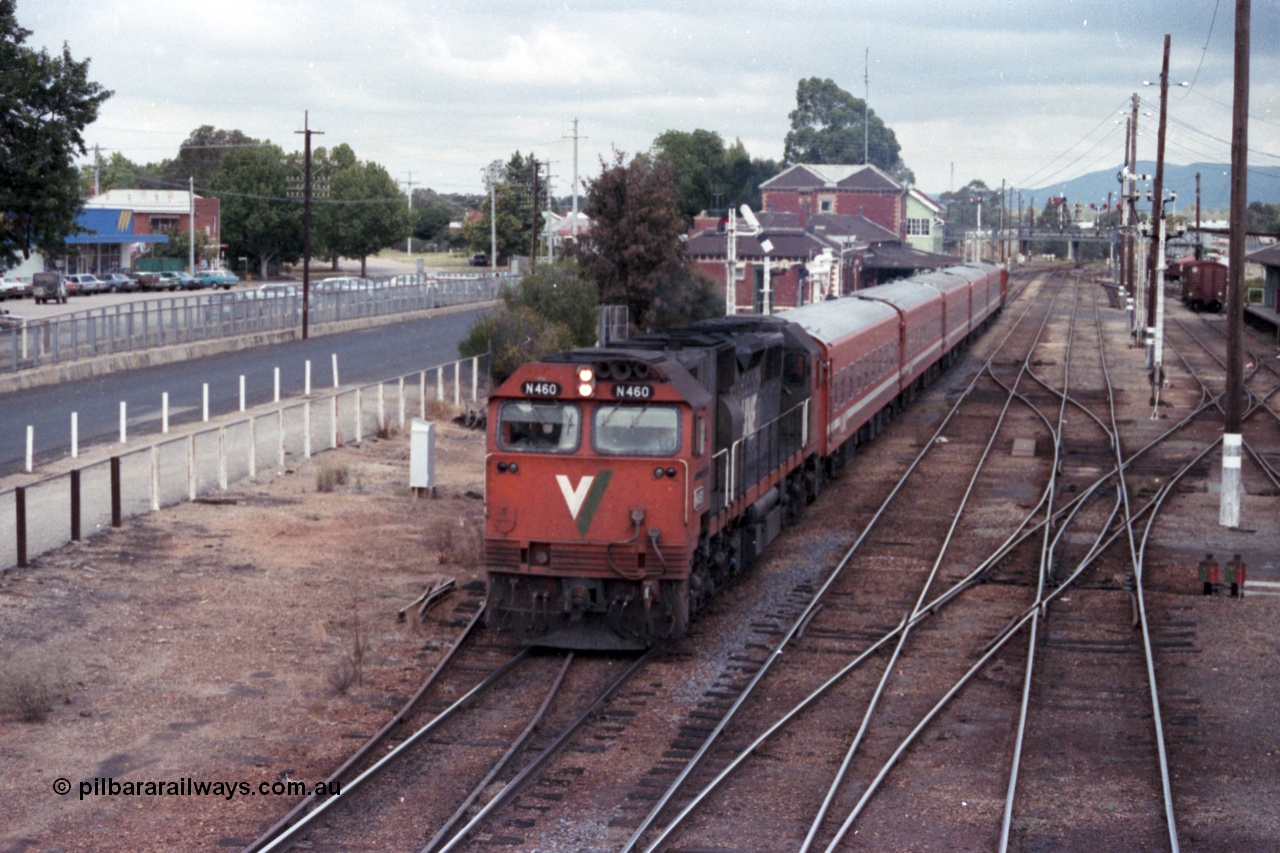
[{"xmin": 0, "ymin": 419, "xmax": 486, "ymax": 852}]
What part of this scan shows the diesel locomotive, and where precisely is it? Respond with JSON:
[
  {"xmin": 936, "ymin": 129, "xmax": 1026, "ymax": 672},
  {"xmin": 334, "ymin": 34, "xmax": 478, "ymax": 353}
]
[{"xmin": 483, "ymin": 262, "xmax": 1007, "ymax": 649}]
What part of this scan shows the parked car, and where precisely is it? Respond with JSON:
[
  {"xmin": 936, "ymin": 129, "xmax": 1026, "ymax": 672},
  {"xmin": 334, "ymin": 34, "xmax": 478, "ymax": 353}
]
[
  {"xmin": 67, "ymin": 273, "xmax": 108, "ymax": 294},
  {"xmin": 0, "ymin": 308, "xmax": 25, "ymax": 330},
  {"xmin": 154, "ymin": 272, "xmax": 182, "ymax": 291},
  {"xmin": 1, "ymin": 276, "xmax": 27, "ymax": 300},
  {"xmin": 32, "ymin": 271, "xmax": 69, "ymax": 304},
  {"xmin": 197, "ymin": 269, "xmax": 239, "ymax": 290},
  {"xmin": 468, "ymin": 253, "xmax": 488, "ymax": 267},
  {"xmin": 174, "ymin": 272, "xmax": 203, "ymax": 290},
  {"xmin": 133, "ymin": 272, "xmax": 165, "ymax": 291},
  {"xmin": 98, "ymin": 272, "xmax": 138, "ymax": 293}
]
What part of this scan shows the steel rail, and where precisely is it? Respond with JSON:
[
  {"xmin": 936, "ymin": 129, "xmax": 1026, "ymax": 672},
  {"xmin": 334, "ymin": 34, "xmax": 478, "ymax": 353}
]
[
  {"xmin": 243, "ymin": 603, "xmax": 491, "ymax": 853},
  {"xmin": 419, "ymin": 652, "xmax": 575, "ymax": 853},
  {"xmin": 257, "ymin": 646, "xmax": 532, "ymax": 852},
  {"xmin": 434, "ymin": 649, "xmax": 654, "ymax": 853},
  {"xmin": 802, "ymin": 271, "xmax": 1068, "ymax": 853},
  {"xmin": 623, "ymin": 268, "xmax": 1056, "ymax": 853}
]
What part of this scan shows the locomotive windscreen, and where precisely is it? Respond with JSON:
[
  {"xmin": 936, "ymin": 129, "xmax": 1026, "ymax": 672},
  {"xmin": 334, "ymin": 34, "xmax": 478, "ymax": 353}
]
[{"xmin": 497, "ymin": 400, "xmax": 582, "ymax": 452}]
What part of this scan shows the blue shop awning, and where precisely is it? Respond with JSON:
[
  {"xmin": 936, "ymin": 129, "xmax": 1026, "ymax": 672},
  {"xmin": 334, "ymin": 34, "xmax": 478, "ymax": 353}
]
[{"xmin": 66, "ymin": 209, "xmax": 169, "ymax": 245}]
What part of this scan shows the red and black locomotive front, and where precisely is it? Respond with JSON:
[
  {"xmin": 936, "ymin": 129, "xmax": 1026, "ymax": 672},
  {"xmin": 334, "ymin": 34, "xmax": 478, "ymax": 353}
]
[{"xmin": 484, "ymin": 351, "xmax": 712, "ymax": 650}]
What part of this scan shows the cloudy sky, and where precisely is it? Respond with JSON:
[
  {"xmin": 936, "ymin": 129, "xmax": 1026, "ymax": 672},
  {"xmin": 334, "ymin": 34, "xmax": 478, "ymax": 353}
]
[{"xmin": 17, "ymin": 0, "xmax": 1280, "ymax": 200}]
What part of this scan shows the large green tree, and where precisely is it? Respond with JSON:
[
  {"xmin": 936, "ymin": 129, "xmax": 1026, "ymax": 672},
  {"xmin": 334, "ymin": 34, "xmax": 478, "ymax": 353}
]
[
  {"xmin": 462, "ymin": 152, "xmax": 547, "ymax": 261},
  {"xmin": 312, "ymin": 144, "xmax": 409, "ymax": 276},
  {"xmin": 575, "ymin": 150, "xmax": 687, "ymax": 330},
  {"xmin": 783, "ymin": 77, "xmax": 911, "ymax": 183},
  {"xmin": 162, "ymin": 125, "xmax": 258, "ymax": 191},
  {"xmin": 0, "ymin": 0, "xmax": 111, "ymax": 268},
  {"xmin": 651, "ymin": 129, "xmax": 779, "ymax": 217},
  {"xmin": 211, "ymin": 142, "xmax": 301, "ymax": 278},
  {"xmin": 412, "ymin": 188, "xmax": 465, "ymax": 249}
]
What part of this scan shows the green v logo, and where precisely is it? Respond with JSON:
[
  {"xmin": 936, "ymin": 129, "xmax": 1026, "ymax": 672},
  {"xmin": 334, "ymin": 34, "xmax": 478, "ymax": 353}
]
[{"xmin": 556, "ymin": 471, "xmax": 613, "ymax": 537}]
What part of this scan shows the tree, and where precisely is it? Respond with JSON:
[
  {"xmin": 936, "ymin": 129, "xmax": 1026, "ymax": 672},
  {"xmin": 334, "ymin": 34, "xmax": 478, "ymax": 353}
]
[
  {"xmin": 783, "ymin": 77, "xmax": 911, "ymax": 182},
  {"xmin": 501, "ymin": 259, "xmax": 599, "ymax": 348},
  {"xmin": 312, "ymin": 145, "xmax": 409, "ymax": 276},
  {"xmin": 575, "ymin": 151, "xmax": 688, "ymax": 331},
  {"xmin": 462, "ymin": 152, "xmax": 547, "ymax": 261},
  {"xmin": 1247, "ymin": 202, "xmax": 1280, "ymax": 234},
  {"xmin": 148, "ymin": 223, "xmax": 216, "ymax": 265},
  {"xmin": 648, "ymin": 265, "xmax": 724, "ymax": 330},
  {"xmin": 163, "ymin": 126, "xmax": 257, "ymax": 192},
  {"xmin": 211, "ymin": 142, "xmax": 301, "ymax": 278},
  {"xmin": 412, "ymin": 189, "xmax": 464, "ymax": 248},
  {"xmin": 651, "ymin": 130, "xmax": 780, "ymax": 217},
  {"xmin": 0, "ymin": 0, "xmax": 111, "ymax": 268},
  {"xmin": 458, "ymin": 305, "xmax": 576, "ymax": 385}
]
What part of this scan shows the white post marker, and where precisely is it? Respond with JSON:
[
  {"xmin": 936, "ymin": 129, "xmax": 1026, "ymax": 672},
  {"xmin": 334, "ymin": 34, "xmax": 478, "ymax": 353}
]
[
  {"xmin": 332, "ymin": 353, "xmax": 339, "ymax": 388},
  {"xmin": 120, "ymin": 401, "xmax": 127, "ymax": 444},
  {"xmin": 71, "ymin": 412, "xmax": 78, "ymax": 458},
  {"xmin": 305, "ymin": 359, "xmax": 312, "ymax": 396},
  {"xmin": 163, "ymin": 391, "xmax": 170, "ymax": 434},
  {"xmin": 239, "ymin": 375, "xmax": 246, "ymax": 412},
  {"xmin": 25, "ymin": 425, "xmax": 33, "ymax": 473},
  {"xmin": 1219, "ymin": 433, "xmax": 1243, "ymax": 528},
  {"xmin": 274, "ymin": 367, "xmax": 280, "ymax": 403},
  {"xmin": 203, "ymin": 383, "xmax": 209, "ymax": 422}
]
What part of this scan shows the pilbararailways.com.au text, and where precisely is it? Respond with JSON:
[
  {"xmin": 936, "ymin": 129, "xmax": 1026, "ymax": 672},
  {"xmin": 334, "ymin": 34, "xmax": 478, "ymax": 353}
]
[{"xmin": 70, "ymin": 777, "xmax": 341, "ymax": 801}]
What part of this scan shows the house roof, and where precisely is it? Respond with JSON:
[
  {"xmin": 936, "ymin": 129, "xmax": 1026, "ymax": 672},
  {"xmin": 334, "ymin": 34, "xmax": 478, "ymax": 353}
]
[
  {"xmin": 907, "ymin": 187, "xmax": 943, "ymax": 214},
  {"xmin": 807, "ymin": 213, "xmax": 899, "ymax": 243},
  {"xmin": 65, "ymin": 209, "xmax": 169, "ymax": 245},
  {"xmin": 860, "ymin": 243, "xmax": 955, "ymax": 272},
  {"xmin": 685, "ymin": 227, "xmax": 830, "ymax": 261},
  {"xmin": 761, "ymin": 163, "xmax": 902, "ymax": 193},
  {"xmin": 1249, "ymin": 242, "xmax": 1280, "ymax": 266}
]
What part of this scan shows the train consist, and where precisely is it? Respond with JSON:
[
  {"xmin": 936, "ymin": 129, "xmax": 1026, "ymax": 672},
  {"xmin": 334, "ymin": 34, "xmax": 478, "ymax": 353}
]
[{"xmin": 483, "ymin": 262, "xmax": 1008, "ymax": 649}]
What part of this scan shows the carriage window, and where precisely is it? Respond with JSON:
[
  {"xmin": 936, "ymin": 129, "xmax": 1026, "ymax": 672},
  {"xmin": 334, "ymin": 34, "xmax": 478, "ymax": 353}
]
[
  {"xmin": 593, "ymin": 403, "xmax": 680, "ymax": 456},
  {"xmin": 497, "ymin": 401, "xmax": 581, "ymax": 453}
]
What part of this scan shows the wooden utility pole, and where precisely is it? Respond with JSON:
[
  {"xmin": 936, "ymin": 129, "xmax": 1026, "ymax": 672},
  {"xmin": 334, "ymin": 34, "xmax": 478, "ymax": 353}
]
[
  {"xmin": 529, "ymin": 157, "xmax": 540, "ymax": 272},
  {"xmin": 1195, "ymin": 172, "xmax": 1203, "ymax": 260},
  {"xmin": 295, "ymin": 112, "xmax": 323, "ymax": 341},
  {"xmin": 1221, "ymin": 0, "xmax": 1250, "ymax": 527},
  {"xmin": 1146, "ymin": 35, "xmax": 1171, "ymax": 375}
]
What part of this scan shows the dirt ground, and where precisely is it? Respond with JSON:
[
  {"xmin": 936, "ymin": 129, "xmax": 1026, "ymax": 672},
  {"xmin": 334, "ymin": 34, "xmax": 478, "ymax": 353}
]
[{"xmin": 0, "ymin": 418, "xmax": 487, "ymax": 853}]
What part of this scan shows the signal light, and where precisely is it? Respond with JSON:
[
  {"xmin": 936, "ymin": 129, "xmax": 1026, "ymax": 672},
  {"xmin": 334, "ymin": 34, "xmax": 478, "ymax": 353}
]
[{"xmin": 577, "ymin": 366, "xmax": 595, "ymax": 397}]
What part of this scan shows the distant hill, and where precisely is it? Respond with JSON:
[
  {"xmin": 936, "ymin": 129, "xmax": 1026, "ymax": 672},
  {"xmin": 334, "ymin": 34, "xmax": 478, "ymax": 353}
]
[{"xmin": 1023, "ymin": 162, "xmax": 1280, "ymax": 213}]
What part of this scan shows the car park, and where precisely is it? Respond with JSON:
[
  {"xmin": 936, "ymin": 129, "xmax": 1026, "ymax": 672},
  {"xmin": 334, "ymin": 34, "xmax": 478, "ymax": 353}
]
[
  {"xmin": 32, "ymin": 271, "xmax": 69, "ymax": 304},
  {"xmin": 197, "ymin": 269, "xmax": 239, "ymax": 289}
]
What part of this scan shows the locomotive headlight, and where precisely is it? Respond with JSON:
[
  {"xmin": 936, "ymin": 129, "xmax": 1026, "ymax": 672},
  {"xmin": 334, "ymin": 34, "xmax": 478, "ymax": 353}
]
[{"xmin": 576, "ymin": 366, "xmax": 595, "ymax": 397}]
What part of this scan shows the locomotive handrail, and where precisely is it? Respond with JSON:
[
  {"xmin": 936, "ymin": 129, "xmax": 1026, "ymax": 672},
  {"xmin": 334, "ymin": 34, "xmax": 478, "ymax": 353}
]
[{"xmin": 714, "ymin": 398, "xmax": 810, "ymax": 511}]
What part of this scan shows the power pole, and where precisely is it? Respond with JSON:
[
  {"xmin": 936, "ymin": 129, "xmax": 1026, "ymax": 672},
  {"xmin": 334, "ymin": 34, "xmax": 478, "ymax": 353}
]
[
  {"xmin": 295, "ymin": 111, "xmax": 323, "ymax": 341},
  {"xmin": 1127, "ymin": 95, "xmax": 1140, "ymax": 330},
  {"xmin": 1145, "ymin": 35, "xmax": 1171, "ymax": 391},
  {"xmin": 564, "ymin": 118, "xmax": 587, "ymax": 241},
  {"xmin": 1221, "ymin": 0, "xmax": 1250, "ymax": 527},
  {"xmin": 529, "ymin": 157, "xmax": 540, "ymax": 273},
  {"xmin": 403, "ymin": 171, "xmax": 417, "ymax": 254},
  {"xmin": 1195, "ymin": 172, "xmax": 1203, "ymax": 260},
  {"xmin": 863, "ymin": 48, "xmax": 870, "ymax": 165}
]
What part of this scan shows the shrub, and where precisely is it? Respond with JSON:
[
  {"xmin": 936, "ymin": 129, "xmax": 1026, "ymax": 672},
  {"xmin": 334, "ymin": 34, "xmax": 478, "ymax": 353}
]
[{"xmin": 0, "ymin": 653, "xmax": 70, "ymax": 722}]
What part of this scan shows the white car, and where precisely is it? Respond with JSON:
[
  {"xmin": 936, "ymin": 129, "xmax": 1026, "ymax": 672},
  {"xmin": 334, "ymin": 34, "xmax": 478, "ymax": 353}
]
[
  {"xmin": 0, "ymin": 276, "xmax": 28, "ymax": 300},
  {"xmin": 67, "ymin": 273, "xmax": 108, "ymax": 294}
]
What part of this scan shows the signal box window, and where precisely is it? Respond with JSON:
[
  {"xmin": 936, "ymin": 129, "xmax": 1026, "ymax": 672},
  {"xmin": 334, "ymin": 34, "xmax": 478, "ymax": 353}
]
[
  {"xmin": 593, "ymin": 404, "xmax": 680, "ymax": 456},
  {"xmin": 498, "ymin": 401, "xmax": 581, "ymax": 452}
]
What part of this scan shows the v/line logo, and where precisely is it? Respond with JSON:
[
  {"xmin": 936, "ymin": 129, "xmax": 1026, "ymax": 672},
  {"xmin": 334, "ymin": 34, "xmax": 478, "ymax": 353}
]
[{"xmin": 555, "ymin": 471, "xmax": 613, "ymax": 537}]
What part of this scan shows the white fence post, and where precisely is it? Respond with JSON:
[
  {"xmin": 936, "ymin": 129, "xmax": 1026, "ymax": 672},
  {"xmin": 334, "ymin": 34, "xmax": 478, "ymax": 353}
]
[
  {"xmin": 203, "ymin": 383, "xmax": 209, "ymax": 422},
  {"xmin": 71, "ymin": 412, "xmax": 78, "ymax": 458},
  {"xmin": 25, "ymin": 425, "xmax": 33, "ymax": 473},
  {"xmin": 354, "ymin": 387, "xmax": 363, "ymax": 442},
  {"xmin": 454, "ymin": 361, "xmax": 461, "ymax": 406},
  {"xmin": 398, "ymin": 377, "xmax": 406, "ymax": 430},
  {"xmin": 277, "ymin": 409, "xmax": 285, "ymax": 467},
  {"xmin": 305, "ymin": 359, "xmax": 312, "ymax": 396},
  {"xmin": 304, "ymin": 401, "xmax": 312, "ymax": 459},
  {"xmin": 162, "ymin": 392, "xmax": 170, "ymax": 434},
  {"xmin": 274, "ymin": 367, "xmax": 280, "ymax": 403},
  {"xmin": 239, "ymin": 375, "xmax": 246, "ymax": 412},
  {"xmin": 472, "ymin": 355, "xmax": 479, "ymax": 401},
  {"xmin": 120, "ymin": 401, "xmax": 127, "ymax": 444},
  {"xmin": 377, "ymin": 383, "xmax": 385, "ymax": 433},
  {"xmin": 437, "ymin": 366, "xmax": 444, "ymax": 402},
  {"xmin": 330, "ymin": 395, "xmax": 338, "ymax": 449},
  {"xmin": 332, "ymin": 353, "xmax": 340, "ymax": 388}
]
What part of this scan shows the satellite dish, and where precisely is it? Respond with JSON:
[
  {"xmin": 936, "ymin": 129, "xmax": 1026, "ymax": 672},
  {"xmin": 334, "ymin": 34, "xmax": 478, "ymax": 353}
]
[{"xmin": 739, "ymin": 204, "xmax": 760, "ymax": 231}]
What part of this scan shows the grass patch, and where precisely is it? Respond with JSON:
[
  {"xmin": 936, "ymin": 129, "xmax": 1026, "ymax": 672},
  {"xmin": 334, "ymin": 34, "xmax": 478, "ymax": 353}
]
[
  {"xmin": 0, "ymin": 652, "xmax": 71, "ymax": 722},
  {"xmin": 315, "ymin": 463, "xmax": 349, "ymax": 493}
]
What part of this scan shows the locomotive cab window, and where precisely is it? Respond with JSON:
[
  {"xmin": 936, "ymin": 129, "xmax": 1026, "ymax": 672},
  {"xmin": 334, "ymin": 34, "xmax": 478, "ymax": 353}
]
[
  {"xmin": 593, "ymin": 403, "xmax": 680, "ymax": 456},
  {"xmin": 497, "ymin": 401, "xmax": 581, "ymax": 452}
]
